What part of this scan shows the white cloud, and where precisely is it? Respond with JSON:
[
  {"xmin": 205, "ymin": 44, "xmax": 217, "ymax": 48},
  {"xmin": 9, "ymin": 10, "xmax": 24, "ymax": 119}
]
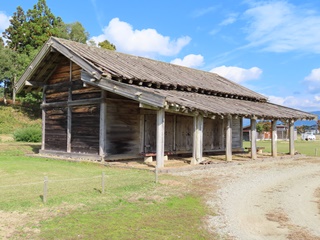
[
  {"xmin": 210, "ymin": 65, "xmax": 262, "ymax": 83},
  {"xmin": 192, "ymin": 6, "xmax": 216, "ymax": 18},
  {"xmin": 90, "ymin": 18, "xmax": 191, "ymax": 57},
  {"xmin": 304, "ymin": 68, "xmax": 320, "ymax": 93},
  {"xmin": 268, "ymin": 95, "xmax": 320, "ymax": 112},
  {"xmin": 268, "ymin": 95, "xmax": 293, "ymax": 106},
  {"xmin": 315, "ymin": 95, "xmax": 320, "ymax": 102},
  {"xmin": 219, "ymin": 13, "xmax": 238, "ymax": 26},
  {"xmin": 170, "ymin": 54, "xmax": 204, "ymax": 68},
  {"xmin": 243, "ymin": 1, "xmax": 320, "ymax": 53},
  {"xmin": 0, "ymin": 12, "xmax": 10, "ymax": 31}
]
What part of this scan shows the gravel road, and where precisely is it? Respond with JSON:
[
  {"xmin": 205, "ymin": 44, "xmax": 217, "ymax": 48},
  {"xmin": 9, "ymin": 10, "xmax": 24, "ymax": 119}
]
[{"xmin": 175, "ymin": 157, "xmax": 320, "ymax": 240}]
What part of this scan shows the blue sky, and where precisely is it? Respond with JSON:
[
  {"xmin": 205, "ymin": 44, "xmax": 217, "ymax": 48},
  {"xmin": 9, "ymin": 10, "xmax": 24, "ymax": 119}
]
[{"xmin": 1, "ymin": 0, "xmax": 320, "ymax": 112}]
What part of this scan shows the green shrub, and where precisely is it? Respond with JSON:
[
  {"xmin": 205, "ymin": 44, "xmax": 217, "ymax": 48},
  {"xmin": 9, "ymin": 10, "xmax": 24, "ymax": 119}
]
[{"xmin": 13, "ymin": 126, "xmax": 42, "ymax": 142}]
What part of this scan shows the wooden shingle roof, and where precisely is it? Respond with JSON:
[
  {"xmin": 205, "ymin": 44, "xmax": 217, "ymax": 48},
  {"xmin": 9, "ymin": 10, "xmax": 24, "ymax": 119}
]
[{"xmin": 16, "ymin": 37, "xmax": 317, "ymax": 121}]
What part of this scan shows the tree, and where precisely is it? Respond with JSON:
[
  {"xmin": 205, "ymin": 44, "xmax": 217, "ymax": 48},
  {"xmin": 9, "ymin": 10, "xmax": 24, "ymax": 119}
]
[
  {"xmin": 256, "ymin": 121, "xmax": 271, "ymax": 133},
  {"xmin": 0, "ymin": 44, "xmax": 38, "ymax": 103},
  {"xmin": 3, "ymin": 0, "xmax": 66, "ymax": 55},
  {"xmin": 66, "ymin": 22, "xmax": 89, "ymax": 43},
  {"xmin": 98, "ymin": 40, "xmax": 116, "ymax": 50},
  {"xmin": 25, "ymin": 0, "xmax": 66, "ymax": 52},
  {"xmin": 2, "ymin": 6, "xmax": 27, "ymax": 53}
]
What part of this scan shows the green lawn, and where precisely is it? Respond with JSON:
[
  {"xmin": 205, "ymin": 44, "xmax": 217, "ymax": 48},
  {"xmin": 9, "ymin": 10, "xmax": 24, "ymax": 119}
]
[
  {"xmin": 0, "ymin": 143, "xmax": 211, "ymax": 239},
  {"xmin": 243, "ymin": 139, "xmax": 320, "ymax": 156}
]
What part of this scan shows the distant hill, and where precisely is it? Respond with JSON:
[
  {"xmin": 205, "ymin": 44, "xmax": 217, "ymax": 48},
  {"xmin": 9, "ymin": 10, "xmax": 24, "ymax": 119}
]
[
  {"xmin": 295, "ymin": 111, "xmax": 319, "ymax": 126},
  {"xmin": 243, "ymin": 111, "xmax": 319, "ymax": 127}
]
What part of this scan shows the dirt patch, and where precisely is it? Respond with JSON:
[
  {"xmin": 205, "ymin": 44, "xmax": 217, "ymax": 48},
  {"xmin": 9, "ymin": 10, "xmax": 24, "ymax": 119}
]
[
  {"xmin": 0, "ymin": 134, "xmax": 14, "ymax": 142},
  {"xmin": 266, "ymin": 209, "xmax": 289, "ymax": 225},
  {"xmin": 315, "ymin": 188, "xmax": 320, "ymax": 213},
  {"xmin": 266, "ymin": 210, "xmax": 320, "ymax": 240},
  {"xmin": 288, "ymin": 231, "xmax": 320, "ymax": 240},
  {"xmin": 0, "ymin": 204, "xmax": 86, "ymax": 239},
  {"xmin": 174, "ymin": 157, "xmax": 320, "ymax": 239}
]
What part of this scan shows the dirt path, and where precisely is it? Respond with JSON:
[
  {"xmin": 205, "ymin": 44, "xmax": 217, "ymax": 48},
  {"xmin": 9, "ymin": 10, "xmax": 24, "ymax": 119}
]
[{"xmin": 176, "ymin": 157, "xmax": 320, "ymax": 240}]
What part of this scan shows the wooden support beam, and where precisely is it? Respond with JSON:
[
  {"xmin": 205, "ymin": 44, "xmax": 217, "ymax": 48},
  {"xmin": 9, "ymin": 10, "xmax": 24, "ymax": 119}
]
[
  {"xmin": 67, "ymin": 60, "xmax": 72, "ymax": 153},
  {"xmin": 192, "ymin": 115, "xmax": 204, "ymax": 164},
  {"xmin": 81, "ymin": 70, "xmax": 166, "ymax": 108},
  {"xmin": 225, "ymin": 115, "xmax": 232, "ymax": 161},
  {"xmin": 16, "ymin": 41, "xmax": 53, "ymax": 93},
  {"xmin": 67, "ymin": 107, "xmax": 72, "ymax": 153},
  {"xmin": 41, "ymin": 86, "xmax": 47, "ymax": 151},
  {"xmin": 99, "ymin": 91, "xmax": 107, "ymax": 159},
  {"xmin": 271, "ymin": 120, "xmax": 277, "ymax": 157},
  {"xmin": 251, "ymin": 118, "xmax": 257, "ymax": 160},
  {"xmin": 156, "ymin": 109, "xmax": 165, "ymax": 168},
  {"xmin": 289, "ymin": 120, "xmax": 295, "ymax": 156}
]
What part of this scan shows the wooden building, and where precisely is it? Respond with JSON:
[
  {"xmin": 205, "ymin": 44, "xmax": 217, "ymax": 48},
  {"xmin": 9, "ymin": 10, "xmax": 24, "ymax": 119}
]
[{"xmin": 16, "ymin": 37, "xmax": 316, "ymax": 167}]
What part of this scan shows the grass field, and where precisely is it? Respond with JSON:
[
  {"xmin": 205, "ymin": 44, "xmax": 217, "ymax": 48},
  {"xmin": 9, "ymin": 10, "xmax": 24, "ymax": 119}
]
[
  {"xmin": 243, "ymin": 139, "xmax": 320, "ymax": 156},
  {"xmin": 0, "ymin": 143, "xmax": 211, "ymax": 239},
  {"xmin": 1, "ymin": 136, "xmax": 319, "ymax": 239}
]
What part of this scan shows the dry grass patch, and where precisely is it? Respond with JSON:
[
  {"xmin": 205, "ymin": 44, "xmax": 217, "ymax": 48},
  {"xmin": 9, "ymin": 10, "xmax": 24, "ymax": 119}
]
[
  {"xmin": 266, "ymin": 209, "xmax": 320, "ymax": 240},
  {"xmin": 315, "ymin": 188, "xmax": 320, "ymax": 213}
]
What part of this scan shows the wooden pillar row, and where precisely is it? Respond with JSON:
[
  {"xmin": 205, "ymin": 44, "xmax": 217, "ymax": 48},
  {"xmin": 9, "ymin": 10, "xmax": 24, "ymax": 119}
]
[
  {"xmin": 251, "ymin": 117, "xmax": 257, "ymax": 160},
  {"xmin": 225, "ymin": 115, "xmax": 233, "ymax": 161},
  {"xmin": 156, "ymin": 109, "xmax": 165, "ymax": 168},
  {"xmin": 192, "ymin": 114, "xmax": 203, "ymax": 165}
]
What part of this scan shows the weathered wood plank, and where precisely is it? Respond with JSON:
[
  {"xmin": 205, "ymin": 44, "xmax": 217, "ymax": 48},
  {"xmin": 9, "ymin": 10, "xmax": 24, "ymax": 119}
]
[
  {"xmin": 156, "ymin": 109, "xmax": 165, "ymax": 168},
  {"xmin": 225, "ymin": 115, "xmax": 232, "ymax": 161},
  {"xmin": 251, "ymin": 118, "xmax": 257, "ymax": 160},
  {"xmin": 272, "ymin": 120, "xmax": 277, "ymax": 157}
]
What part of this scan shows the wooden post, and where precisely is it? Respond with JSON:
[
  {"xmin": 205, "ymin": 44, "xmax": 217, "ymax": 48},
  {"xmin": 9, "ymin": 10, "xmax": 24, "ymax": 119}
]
[
  {"xmin": 67, "ymin": 60, "xmax": 73, "ymax": 153},
  {"xmin": 225, "ymin": 115, "xmax": 232, "ymax": 161},
  {"xmin": 101, "ymin": 172, "xmax": 105, "ymax": 194},
  {"xmin": 155, "ymin": 165, "xmax": 158, "ymax": 184},
  {"xmin": 67, "ymin": 107, "xmax": 72, "ymax": 153},
  {"xmin": 251, "ymin": 117, "xmax": 257, "ymax": 160},
  {"xmin": 271, "ymin": 120, "xmax": 277, "ymax": 157},
  {"xmin": 99, "ymin": 91, "xmax": 107, "ymax": 159},
  {"xmin": 289, "ymin": 120, "xmax": 295, "ymax": 156},
  {"xmin": 240, "ymin": 117, "xmax": 243, "ymax": 149},
  {"xmin": 43, "ymin": 176, "xmax": 48, "ymax": 203},
  {"xmin": 41, "ymin": 86, "xmax": 47, "ymax": 151},
  {"xmin": 192, "ymin": 114, "xmax": 203, "ymax": 164},
  {"xmin": 173, "ymin": 115, "xmax": 177, "ymax": 151},
  {"xmin": 156, "ymin": 109, "xmax": 165, "ymax": 168},
  {"xmin": 12, "ymin": 74, "xmax": 16, "ymax": 105}
]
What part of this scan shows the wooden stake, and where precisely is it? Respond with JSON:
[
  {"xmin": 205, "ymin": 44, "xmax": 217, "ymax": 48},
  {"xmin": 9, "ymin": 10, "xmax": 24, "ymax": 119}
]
[
  {"xmin": 43, "ymin": 176, "xmax": 48, "ymax": 203},
  {"xmin": 155, "ymin": 166, "xmax": 158, "ymax": 184}
]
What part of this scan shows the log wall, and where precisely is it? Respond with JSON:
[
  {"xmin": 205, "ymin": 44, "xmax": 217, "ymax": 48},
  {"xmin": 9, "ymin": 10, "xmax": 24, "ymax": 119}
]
[
  {"xmin": 43, "ymin": 55, "xmax": 101, "ymax": 155},
  {"xmin": 45, "ymin": 107, "xmax": 67, "ymax": 151},
  {"xmin": 71, "ymin": 105, "xmax": 100, "ymax": 154},
  {"xmin": 106, "ymin": 99, "xmax": 140, "ymax": 155}
]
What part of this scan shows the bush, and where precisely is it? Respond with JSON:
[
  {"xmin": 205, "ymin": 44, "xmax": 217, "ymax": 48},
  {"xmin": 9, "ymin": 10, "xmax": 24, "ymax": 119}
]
[{"xmin": 13, "ymin": 126, "xmax": 42, "ymax": 142}]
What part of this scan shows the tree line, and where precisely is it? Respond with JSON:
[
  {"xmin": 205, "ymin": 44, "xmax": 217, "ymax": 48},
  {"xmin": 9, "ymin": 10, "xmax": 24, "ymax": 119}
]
[{"xmin": 0, "ymin": 0, "xmax": 115, "ymax": 105}]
